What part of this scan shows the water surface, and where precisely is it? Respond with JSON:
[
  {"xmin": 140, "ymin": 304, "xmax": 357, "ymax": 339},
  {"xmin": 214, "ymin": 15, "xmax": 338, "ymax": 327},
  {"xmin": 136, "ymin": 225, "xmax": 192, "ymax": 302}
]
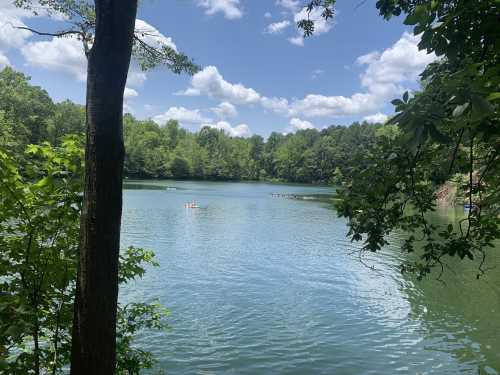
[{"xmin": 120, "ymin": 180, "xmax": 500, "ymax": 374}]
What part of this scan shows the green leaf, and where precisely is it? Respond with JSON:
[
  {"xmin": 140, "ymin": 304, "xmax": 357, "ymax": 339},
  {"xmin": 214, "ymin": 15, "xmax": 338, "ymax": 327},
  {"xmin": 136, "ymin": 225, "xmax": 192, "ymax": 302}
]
[
  {"xmin": 452, "ymin": 102, "xmax": 469, "ymax": 118},
  {"xmin": 33, "ymin": 176, "xmax": 51, "ymax": 188},
  {"xmin": 471, "ymin": 95, "xmax": 494, "ymax": 121},
  {"xmin": 486, "ymin": 92, "xmax": 500, "ymax": 101},
  {"xmin": 404, "ymin": 5, "xmax": 427, "ymax": 25}
]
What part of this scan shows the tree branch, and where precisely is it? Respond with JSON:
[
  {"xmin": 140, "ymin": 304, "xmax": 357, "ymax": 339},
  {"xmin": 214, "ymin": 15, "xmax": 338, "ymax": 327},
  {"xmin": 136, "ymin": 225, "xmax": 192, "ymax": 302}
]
[{"xmin": 14, "ymin": 25, "xmax": 84, "ymax": 38}]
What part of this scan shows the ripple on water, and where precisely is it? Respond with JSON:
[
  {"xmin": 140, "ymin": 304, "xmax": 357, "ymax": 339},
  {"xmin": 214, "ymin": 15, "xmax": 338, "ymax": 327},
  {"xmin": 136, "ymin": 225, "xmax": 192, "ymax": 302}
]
[{"xmin": 120, "ymin": 181, "xmax": 500, "ymax": 375}]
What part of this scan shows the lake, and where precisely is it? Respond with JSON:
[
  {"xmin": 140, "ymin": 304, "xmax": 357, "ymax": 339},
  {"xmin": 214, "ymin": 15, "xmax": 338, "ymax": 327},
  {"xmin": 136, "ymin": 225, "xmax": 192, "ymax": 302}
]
[{"xmin": 120, "ymin": 180, "xmax": 500, "ymax": 375}]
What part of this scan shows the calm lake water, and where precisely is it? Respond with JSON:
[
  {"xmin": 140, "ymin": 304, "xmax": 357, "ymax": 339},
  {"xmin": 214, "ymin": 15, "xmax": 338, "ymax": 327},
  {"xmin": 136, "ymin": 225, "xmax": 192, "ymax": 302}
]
[{"xmin": 120, "ymin": 180, "xmax": 500, "ymax": 375}]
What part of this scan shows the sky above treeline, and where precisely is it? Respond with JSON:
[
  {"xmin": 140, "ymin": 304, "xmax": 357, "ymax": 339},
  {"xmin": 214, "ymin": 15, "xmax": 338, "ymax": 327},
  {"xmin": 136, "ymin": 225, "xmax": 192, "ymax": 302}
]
[{"xmin": 0, "ymin": 0, "xmax": 437, "ymax": 137}]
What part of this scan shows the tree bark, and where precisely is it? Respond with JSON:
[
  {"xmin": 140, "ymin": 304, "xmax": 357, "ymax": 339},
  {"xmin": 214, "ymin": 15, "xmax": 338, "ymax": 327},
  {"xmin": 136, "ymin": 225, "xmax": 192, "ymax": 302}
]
[{"xmin": 70, "ymin": 1, "xmax": 138, "ymax": 374}]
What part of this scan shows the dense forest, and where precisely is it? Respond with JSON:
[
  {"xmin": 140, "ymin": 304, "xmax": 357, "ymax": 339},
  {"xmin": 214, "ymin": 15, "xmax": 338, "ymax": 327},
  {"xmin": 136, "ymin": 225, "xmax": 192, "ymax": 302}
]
[{"xmin": 0, "ymin": 66, "xmax": 383, "ymax": 184}]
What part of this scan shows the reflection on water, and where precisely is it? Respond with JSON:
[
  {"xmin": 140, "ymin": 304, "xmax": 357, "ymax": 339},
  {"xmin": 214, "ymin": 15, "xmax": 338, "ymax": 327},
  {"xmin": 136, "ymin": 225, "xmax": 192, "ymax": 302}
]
[{"xmin": 120, "ymin": 180, "xmax": 500, "ymax": 375}]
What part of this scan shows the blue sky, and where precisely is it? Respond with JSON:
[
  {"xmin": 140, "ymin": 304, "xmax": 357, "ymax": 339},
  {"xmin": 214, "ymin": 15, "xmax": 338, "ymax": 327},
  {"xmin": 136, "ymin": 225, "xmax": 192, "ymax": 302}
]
[{"xmin": 0, "ymin": 0, "xmax": 436, "ymax": 137}]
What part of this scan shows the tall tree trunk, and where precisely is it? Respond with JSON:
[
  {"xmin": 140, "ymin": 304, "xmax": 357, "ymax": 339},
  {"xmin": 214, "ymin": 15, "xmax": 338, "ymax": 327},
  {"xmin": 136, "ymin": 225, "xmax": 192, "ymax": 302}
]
[{"xmin": 70, "ymin": 1, "xmax": 138, "ymax": 374}]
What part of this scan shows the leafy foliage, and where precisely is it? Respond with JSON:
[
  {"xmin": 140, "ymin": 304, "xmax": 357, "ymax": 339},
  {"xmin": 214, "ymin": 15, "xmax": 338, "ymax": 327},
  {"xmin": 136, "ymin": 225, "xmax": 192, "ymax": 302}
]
[
  {"xmin": 0, "ymin": 67, "xmax": 55, "ymax": 150},
  {"xmin": 297, "ymin": 1, "xmax": 336, "ymax": 37},
  {"xmin": 0, "ymin": 140, "xmax": 169, "ymax": 374},
  {"xmin": 0, "ymin": 137, "xmax": 83, "ymax": 374},
  {"xmin": 123, "ymin": 114, "xmax": 381, "ymax": 183},
  {"xmin": 303, "ymin": 0, "xmax": 500, "ymax": 278}
]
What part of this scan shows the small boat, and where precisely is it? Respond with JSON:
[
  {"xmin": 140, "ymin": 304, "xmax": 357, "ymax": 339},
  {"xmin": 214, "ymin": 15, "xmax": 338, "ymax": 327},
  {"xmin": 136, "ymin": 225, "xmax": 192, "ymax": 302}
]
[{"xmin": 185, "ymin": 201, "xmax": 200, "ymax": 209}]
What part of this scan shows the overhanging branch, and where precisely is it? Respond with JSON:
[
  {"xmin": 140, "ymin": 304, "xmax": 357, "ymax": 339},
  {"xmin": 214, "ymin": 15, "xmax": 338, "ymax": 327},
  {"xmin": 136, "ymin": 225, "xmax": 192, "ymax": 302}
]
[{"xmin": 15, "ymin": 25, "xmax": 85, "ymax": 38}]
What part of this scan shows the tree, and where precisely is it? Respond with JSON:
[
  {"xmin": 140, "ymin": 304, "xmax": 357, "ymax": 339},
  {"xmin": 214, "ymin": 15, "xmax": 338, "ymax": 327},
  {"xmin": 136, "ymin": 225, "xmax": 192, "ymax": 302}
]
[
  {"xmin": 0, "ymin": 138, "xmax": 170, "ymax": 374},
  {"xmin": 299, "ymin": 0, "xmax": 500, "ymax": 277},
  {"xmin": 47, "ymin": 101, "xmax": 86, "ymax": 144},
  {"xmin": 0, "ymin": 67, "xmax": 55, "ymax": 148},
  {"xmin": 71, "ymin": 5, "xmax": 141, "ymax": 371},
  {"xmin": 11, "ymin": 1, "xmax": 198, "ymax": 373},
  {"xmin": 0, "ymin": 137, "xmax": 82, "ymax": 375}
]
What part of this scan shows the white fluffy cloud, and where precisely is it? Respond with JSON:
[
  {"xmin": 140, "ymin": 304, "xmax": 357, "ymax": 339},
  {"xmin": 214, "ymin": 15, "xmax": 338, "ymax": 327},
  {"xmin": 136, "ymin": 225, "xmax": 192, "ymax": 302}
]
[
  {"xmin": 19, "ymin": 18, "xmax": 176, "ymax": 89},
  {"xmin": 196, "ymin": 0, "xmax": 243, "ymax": 19},
  {"xmin": 0, "ymin": 51, "xmax": 9, "ymax": 68},
  {"xmin": 153, "ymin": 106, "xmax": 211, "ymax": 125},
  {"xmin": 123, "ymin": 87, "xmax": 139, "ymax": 114},
  {"xmin": 0, "ymin": 2, "xmax": 32, "ymax": 63},
  {"xmin": 289, "ymin": 92, "xmax": 377, "ymax": 117},
  {"xmin": 288, "ymin": 33, "xmax": 436, "ymax": 117},
  {"xmin": 180, "ymin": 66, "xmax": 261, "ymax": 104},
  {"xmin": 294, "ymin": 7, "xmax": 332, "ymax": 35},
  {"xmin": 357, "ymin": 32, "xmax": 436, "ymax": 97},
  {"xmin": 264, "ymin": 11, "xmax": 272, "ymax": 18},
  {"xmin": 177, "ymin": 32, "xmax": 435, "ymax": 121},
  {"xmin": 127, "ymin": 69, "xmax": 147, "ymax": 87},
  {"xmin": 276, "ymin": 0, "xmax": 300, "ymax": 13},
  {"xmin": 266, "ymin": 20, "xmax": 290, "ymax": 34},
  {"xmin": 202, "ymin": 121, "xmax": 251, "ymax": 137},
  {"xmin": 124, "ymin": 87, "xmax": 138, "ymax": 100},
  {"xmin": 211, "ymin": 101, "xmax": 237, "ymax": 119},
  {"xmin": 288, "ymin": 36, "xmax": 304, "ymax": 46},
  {"xmin": 0, "ymin": 13, "xmax": 31, "ymax": 50},
  {"xmin": 288, "ymin": 6, "xmax": 334, "ymax": 46},
  {"xmin": 363, "ymin": 113, "xmax": 389, "ymax": 124},
  {"xmin": 21, "ymin": 35, "xmax": 87, "ymax": 80},
  {"xmin": 260, "ymin": 96, "xmax": 291, "ymax": 116},
  {"xmin": 286, "ymin": 117, "xmax": 315, "ymax": 133},
  {"xmin": 135, "ymin": 19, "xmax": 177, "ymax": 51}
]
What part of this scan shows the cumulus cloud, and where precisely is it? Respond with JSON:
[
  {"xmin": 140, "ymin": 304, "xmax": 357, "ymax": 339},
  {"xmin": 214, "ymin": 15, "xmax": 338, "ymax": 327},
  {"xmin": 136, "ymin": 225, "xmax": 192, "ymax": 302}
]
[
  {"xmin": 261, "ymin": 96, "xmax": 291, "ymax": 116},
  {"xmin": 363, "ymin": 113, "xmax": 389, "ymax": 124},
  {"xmin": 177, "ymin": 32, "xmax": 436, "ymax": 120},
  {"xmin": 295, "ymin": 7, "xmax": 332, "ymax": 35},
  {"xmin": 289, "ymin": 93, "xmax": 377, "ymax": 117},
  {"xmin": 265, "ymin": 20, "xmax": 290, "ymax": 34},
  {"xmin": 196, "ymin": 0, "xmax": 243, "ymax": 19},
  {"xmin": 0, "ymin": 2, "xmax": 32, "ymax": 62},
  {"xmin": 0, "ymin": 50, "xmax": 9, "ymax": 68},
  {"xmin": 288, "ymin": 35, "xmax": 305, "ymax": 46},
  {"xmin": 264, "ymin": 11, "xmax": 272, "ymax": 18},
  {"xmin": 123, "ymin": 87, "xmax": 139, "ymax": 114},
  {"xmin": 21, "ymin": 35, "xmax": 87, "ymax": 80},
  {"xmin": 0, "ymin": 14, "xmax": 31, "ymax": 50},
  {"xmin": 126, "ymin": 69, "xmax": 147, "ymax": 87},
  {"xmin": 153, "ymin": 106, "xmax": 211, "ymax": 125},
  {"xmin": 287, "ymin": 32, "xmax": 436, "ymax": 117},
  {"xmin": 135, "ymin": 19, "xmax": 177, "ymax": 52},
  {"xmin": 286, "ymin": 117, "xmax": 315, "ymax": 133},
  {"xmin": 288, "ymin": 6, "xmax": 334, "ymax": 46},
  {"xmin": 357, "ymin": 32, "xmax": 436, "ymax": 97},
  {"xmin": 276, "ymin": 0, "xmax": 300, "ymax": 13},
  {"xmin": 202, "ymin": 121, "xmax": 251, "ymax": 137},
  {"xmin": 211, "ymin": 101, "xmax": 237, "ymax": 119},
  {"xmin": 179, "ymin": 66, "xmax": 261, "ymax": 104},
  {"xmin": 18, "ymin": 18, "xmax": 176, "ymax": 88},
  {"xmin": 124, "ymin": 87, "xmax": 138, "ymax": 100}
]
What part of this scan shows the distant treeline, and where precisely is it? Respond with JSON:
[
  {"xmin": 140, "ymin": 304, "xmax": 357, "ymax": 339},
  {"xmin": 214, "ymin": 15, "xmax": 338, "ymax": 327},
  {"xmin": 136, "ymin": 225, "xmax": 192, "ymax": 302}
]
[{"xmin": 0, "ymin": 67, "xmax": 383, "ymax": 184}]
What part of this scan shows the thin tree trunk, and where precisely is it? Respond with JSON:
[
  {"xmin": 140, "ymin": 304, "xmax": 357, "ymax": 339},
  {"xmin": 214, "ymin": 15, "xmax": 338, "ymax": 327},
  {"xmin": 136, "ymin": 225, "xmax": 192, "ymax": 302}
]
[
  {"xmin": 70, "ymin": 1, "xmax": 138, "ymax": 374},
  {"xmin": 33, "ymin": 317, "xmax": 40, "ymax": 375}
]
